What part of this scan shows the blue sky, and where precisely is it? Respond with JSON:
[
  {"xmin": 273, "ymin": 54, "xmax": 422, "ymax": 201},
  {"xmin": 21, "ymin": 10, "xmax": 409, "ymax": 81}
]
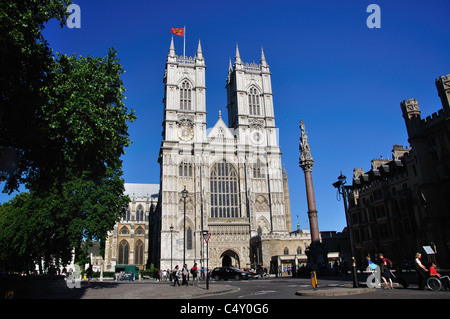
[{"xmin": 2, "ymin": 0, "xmax": 450, "ymax": 232}]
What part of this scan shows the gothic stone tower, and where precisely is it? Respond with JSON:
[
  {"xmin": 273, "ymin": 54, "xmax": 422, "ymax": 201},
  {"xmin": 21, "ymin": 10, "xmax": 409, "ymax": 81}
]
[
  {"xmin": 157, "ymin": 40, "xmax": 291, "ymax": 270},
  {"xmin": 158, "ymin": 38, "xmax": 207, "ymax": 270}
]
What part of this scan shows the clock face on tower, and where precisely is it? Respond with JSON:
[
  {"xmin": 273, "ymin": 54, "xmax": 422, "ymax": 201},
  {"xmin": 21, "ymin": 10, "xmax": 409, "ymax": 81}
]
[
  {"xmin": 178, "ymin": 125, "xmax": 194, "ymax": 141},
  {"xmin": 250, "ymin": 129, "xmax": 265, "ymax": 145}
]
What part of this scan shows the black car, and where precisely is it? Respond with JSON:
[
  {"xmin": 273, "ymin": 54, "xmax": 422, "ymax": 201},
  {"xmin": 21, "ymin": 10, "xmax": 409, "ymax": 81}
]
[{"xmin": 211, "ymin": 267, "xmax": 250, "ymax": 281}]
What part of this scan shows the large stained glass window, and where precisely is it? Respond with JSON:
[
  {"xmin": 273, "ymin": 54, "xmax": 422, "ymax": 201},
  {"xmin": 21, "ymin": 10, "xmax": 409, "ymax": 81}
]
[{"xmin": 210, "ymin": 161, "xmax": 239, "ymax": 218}]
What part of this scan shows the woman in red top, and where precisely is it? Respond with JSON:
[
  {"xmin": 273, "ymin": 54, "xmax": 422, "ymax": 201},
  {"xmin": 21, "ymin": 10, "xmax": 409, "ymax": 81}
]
[
  {"xmin": 191, "ymin": 263, "xmax": 199, "ymax": 286},
  {"xmin": 379, "ymin": 253, "xmax": 394, "ymax": 289}
]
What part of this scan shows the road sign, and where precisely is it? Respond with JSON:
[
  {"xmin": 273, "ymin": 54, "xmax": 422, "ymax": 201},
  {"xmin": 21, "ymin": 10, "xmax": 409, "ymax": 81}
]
[{"xmin": 203, "ymin": 233, "xmax": 211, "ymax": 243}]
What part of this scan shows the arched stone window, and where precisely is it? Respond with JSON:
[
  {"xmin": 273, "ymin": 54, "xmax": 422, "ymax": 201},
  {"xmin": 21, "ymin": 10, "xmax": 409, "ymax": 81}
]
[
  {"xmin": 180, "ymin": 80, "xmax": 192, "ymax": 110},
  {"xmin": 136, "ymin": 205, "xmax": 144, "ymax": 222},
  {"xmin": 135, "ymin": 226, "xmax": 145, "ymax": 235},
  {"xmin": 248, "ymin": 87, "xmax": 260, "ymax": 116},
  {"xmin": 283, "ymin": 247, "xmax": 289, "ymax": 255},
  {"xmin": 253, "ymin": 160, "xmax": 266, "ymax": 179},
  {"xmin": 179, "ymin": 162, "xmax": 193, "ymax": 177},
  {"xmin": 217, "ymin": 128, "xmax": 225, "ymax": 139},
  {"xmin": 210, "ymin": 161, "xmax": 239, "ymax": 218},
  {"xmin": 186, "ymin": 227, "xmax": 192, "ymax": 250},
  {"xmin": 134, "ymin": 240, "xmax": 144, "ymax": 265},
  {"xmin": 118, "ymin": 240, "xmax": 129, "ymax": 264},
  {"xmin": 120, "ymin": 226, "xmax": 129, "ymax": 235}
]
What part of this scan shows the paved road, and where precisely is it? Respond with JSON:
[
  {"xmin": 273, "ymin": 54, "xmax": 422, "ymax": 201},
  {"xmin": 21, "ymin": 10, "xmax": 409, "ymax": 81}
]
[
  {"xmin": 2, "ymin": 272, "xmax": 449, "ymax": 300},
  {"xmin": 3, "ymin": 274, "xmax": 449, "ymax": 318},
  {"xmin": 199, "ymin": 275, "xmax": 450, "ymax": 299}
]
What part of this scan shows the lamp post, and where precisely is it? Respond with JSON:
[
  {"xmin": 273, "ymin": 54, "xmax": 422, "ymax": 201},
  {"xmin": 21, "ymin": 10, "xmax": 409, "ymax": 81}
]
[
  {"xmin": 182, "ymin": 186, "xmax": 188, "ymax": 267},
  {"xmin": 203, "ymin": 230, "xmax": 210, "ymax": 290},
  {"xmin": 170, "ymin": 224, "xmax": 174, "ymax": 271},
  {"xmin": 333, "ymin": 172, "xmax": 359, "ymax": 288}
]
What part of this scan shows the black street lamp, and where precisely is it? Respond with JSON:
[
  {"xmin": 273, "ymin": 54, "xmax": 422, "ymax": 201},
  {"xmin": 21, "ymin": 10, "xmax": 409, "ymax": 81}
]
[
  {"xmin": 202, "ymin": 230, "xmax": 210, "ymax": 290},
  {"xmin": 170, "ymin": 224, "xmax": 174, "ymax": 271},
  {"xmin": 333, "ymin": 172, "xmax": 359, "ymax": 288},
  {"xmin": 182, "ymin": 186, "xmax": 188, "ymax": 266}
]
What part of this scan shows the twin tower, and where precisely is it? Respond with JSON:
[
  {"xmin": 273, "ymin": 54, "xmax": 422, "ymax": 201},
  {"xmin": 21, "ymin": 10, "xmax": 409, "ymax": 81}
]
[{"xmin": 156, "ymin": 38, "xmax": 294, "ymax": 270}]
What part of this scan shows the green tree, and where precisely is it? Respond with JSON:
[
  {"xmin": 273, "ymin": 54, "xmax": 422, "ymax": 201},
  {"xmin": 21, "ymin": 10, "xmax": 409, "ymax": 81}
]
[
  {"xmin": 0, "ymin": 0, "xmax": 72, "ymax": 193},
  {"xmin": 0, "ymin": 49, "xmax": 136, "ymax": 271},
  {"xmin": 36, "ymin": 48, "xmax": 136, "ymax": 192},
  {"xmin": 0, "ymin": 1, "xmax": 136, "ymax": 271}
]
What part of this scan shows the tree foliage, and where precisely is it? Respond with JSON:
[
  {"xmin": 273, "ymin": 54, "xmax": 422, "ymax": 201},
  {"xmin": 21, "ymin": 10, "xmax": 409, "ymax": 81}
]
[
  {"xmin": 0, "ymin": 0, "xmax": 136, "ymax": 271},
  {"xmin": 0, "ymin": 0, "xmax": 72, "ymax": 193}
]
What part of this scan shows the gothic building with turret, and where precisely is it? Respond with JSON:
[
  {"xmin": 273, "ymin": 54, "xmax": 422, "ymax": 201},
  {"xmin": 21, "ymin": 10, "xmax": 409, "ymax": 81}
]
[{"xmin": 348, "ymin": 74, "xmax": 450, "ymax": 267}]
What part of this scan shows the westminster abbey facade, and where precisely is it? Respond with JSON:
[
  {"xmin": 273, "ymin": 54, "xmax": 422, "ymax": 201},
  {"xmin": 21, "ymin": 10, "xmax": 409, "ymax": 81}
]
[{"xmin": 153, "ymin": 38, "xmax": 309, "ymax": 271}]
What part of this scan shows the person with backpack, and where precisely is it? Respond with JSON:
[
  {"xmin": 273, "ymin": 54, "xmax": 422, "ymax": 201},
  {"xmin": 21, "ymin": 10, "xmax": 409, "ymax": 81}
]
[
  {"xmin": 379, "ymin": 253, "xmax": 394, "ymax": 289},
  {"xmin": 191, "ymin": 263, "xmax": 199, "ymax": 286}
]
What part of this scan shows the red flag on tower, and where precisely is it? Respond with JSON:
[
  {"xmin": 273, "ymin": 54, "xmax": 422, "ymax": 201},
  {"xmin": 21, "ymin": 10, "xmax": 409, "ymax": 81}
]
[{"xmin": 171, "ymin": 27, "xmax": 184, "ymax": 37}]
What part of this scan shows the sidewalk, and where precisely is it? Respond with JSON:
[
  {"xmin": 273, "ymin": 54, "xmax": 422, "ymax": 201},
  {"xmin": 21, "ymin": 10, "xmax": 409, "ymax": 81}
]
[
  {"xmin": 1, "ymin": 277, "xmax": 239, "ymax": 299},
  {"xmin": 78, "ymin": 280, "xmax": 240, "ymax": 299},
  {"xmin": 295, "ymin": 285, "xmax": 370, "ymax": 297},
  {"xmin": 295, "ymin": 271, "xmax": 419, "ymax": 297}
]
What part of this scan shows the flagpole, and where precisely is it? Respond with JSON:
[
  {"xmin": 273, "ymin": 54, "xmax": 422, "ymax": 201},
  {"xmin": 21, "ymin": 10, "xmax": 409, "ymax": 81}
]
[{"xmin": 183, "ymin": 25, "xmax": 186, "ymax": 58}]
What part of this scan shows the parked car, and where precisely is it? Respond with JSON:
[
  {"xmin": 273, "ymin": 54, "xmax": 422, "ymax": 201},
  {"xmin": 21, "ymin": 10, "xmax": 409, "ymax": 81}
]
[{"xmin": 211, "ymin": 267, "xmax": 250, "ymax": 281}]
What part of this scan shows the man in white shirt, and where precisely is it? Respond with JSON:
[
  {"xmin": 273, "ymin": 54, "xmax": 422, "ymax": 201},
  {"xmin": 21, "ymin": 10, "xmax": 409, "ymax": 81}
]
[{"xmin": 415, "ymin": 253, "xmax": 428, "ymax": 290}]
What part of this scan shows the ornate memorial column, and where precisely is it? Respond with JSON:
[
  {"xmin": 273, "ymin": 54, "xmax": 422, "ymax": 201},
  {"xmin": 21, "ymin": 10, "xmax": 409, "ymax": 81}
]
[
  {"xmin": 299, "ymin": 120, "xmax": 320, "ymax": 243},
  {"xmin": 299, "ymin": 120, "xmax": 325, "ymax": 266}
]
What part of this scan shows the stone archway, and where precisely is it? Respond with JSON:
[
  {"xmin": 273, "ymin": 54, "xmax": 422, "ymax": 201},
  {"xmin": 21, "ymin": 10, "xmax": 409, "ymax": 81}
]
[
  {"xmin": 222, "ymin": 255, "xmax": 232, "ymax": 267},
  {"xmin": 220, "ymin": 249, "xmax": 240, "ymax": 269}
]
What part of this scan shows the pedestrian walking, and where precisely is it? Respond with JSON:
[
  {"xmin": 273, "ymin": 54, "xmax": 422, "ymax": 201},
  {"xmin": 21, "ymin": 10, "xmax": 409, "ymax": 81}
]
[
  {"xmin": 378, "ymin": 253, "xmax": 394, "ymax": 289},
  {"xmin": 191, "ymin": 263, "xmax": 199, "ymax": 286},
  {"xmin": 173, "ymin": 265, "xmax": 181, "ymax": 287},
  {"xmin": 414, "ymin": 253, "xmax": 428, "ymax": 290},
  {"xmin": 182, "ymin": 264, "xmax": 189, "ymax": 286},
  {"xmin": 86, "ymin": 265, "xmax": 93, "ymax": 287}
]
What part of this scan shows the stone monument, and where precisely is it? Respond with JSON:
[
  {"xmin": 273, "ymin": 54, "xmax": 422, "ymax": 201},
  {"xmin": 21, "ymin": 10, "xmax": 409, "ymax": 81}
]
[{"xmin": 299, "ymin": 120, "xmax": 326, "ymax": 267}]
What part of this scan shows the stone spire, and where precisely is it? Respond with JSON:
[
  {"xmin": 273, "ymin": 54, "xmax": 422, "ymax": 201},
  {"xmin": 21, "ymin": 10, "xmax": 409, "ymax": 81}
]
[
  {"xmin": 234, "ymin": 43, "xmax": 243, "ymax": 66},
  {"xmin": 168, "ymin": 36, "xmax": 176, "ymax": 57},
  {"xmin": 196, "ymin": 39, "xmax": 204, "ymax": 60},
  {"xmin": 260, "ymin": 46, "xmax": 268, "ymax": 67},
  {"xmin": 226, "ymin": 58, "xmax": 233, "ymax": 83}
]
